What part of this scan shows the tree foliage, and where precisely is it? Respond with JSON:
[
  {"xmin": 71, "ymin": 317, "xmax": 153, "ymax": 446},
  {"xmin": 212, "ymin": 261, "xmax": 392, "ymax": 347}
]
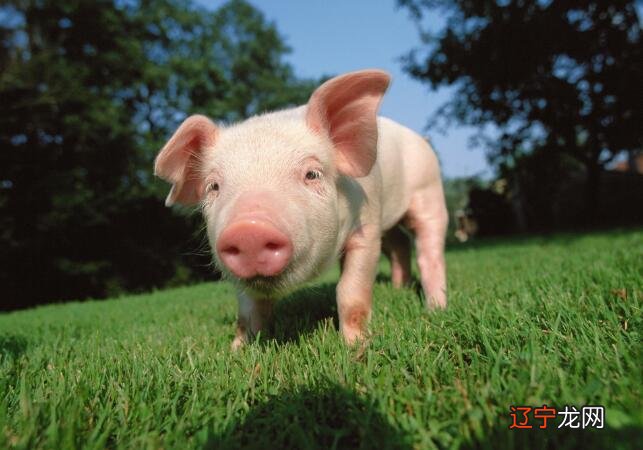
[
  {"xmin": 0, "ymin": 0, "xmax": 318, "ymax": 309},
  {"xmin": 399, "ymin": 0, "xmax": 642, "ymax": 222}
]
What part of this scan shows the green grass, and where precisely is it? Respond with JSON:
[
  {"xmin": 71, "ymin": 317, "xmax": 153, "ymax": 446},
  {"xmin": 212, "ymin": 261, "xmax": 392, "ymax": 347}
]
[{"xmin": 1, "ymin": 230, "xmax": 641, "ymax": 450}]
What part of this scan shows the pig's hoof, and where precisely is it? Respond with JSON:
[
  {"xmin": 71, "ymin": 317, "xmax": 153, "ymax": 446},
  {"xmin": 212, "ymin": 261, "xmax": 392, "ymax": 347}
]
[
  {"xmin": 425, "ymin": 294, "xmax": 447, "ymax": 310},
  {"xmin": 342, "ymin": 327, "xmax": 368, "ymax": 346},
  {"xmin": 230, "ymin": 335, "xmax": 246, "ymax": 351}
]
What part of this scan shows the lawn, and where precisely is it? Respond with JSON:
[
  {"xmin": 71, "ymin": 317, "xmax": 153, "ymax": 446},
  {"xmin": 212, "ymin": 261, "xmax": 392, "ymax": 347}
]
[{"xmin": 0, "ymin": 230, "xmax": 641, "ymax": 449}]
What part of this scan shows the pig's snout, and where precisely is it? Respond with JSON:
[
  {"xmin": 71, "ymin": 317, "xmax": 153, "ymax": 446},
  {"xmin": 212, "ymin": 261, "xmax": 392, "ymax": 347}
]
[{"xmin": 217, "ymin": 220, "xmax": 292, "ymax": 278}]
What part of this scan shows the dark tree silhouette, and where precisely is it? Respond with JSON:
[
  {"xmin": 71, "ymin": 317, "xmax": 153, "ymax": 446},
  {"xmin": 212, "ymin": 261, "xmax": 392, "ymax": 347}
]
[
  {"xmin": 399, "ymin": 0, "xmax": 642, "ymax": 223},
  {"xmin": 0, "ymin": 0, "xmax": 318, "ymax": 310}
]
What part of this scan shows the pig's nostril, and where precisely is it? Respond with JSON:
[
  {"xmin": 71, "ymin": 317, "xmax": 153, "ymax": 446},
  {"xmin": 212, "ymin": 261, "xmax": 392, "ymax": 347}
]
[
  {"xmin": 217, "ymin": 221, "xmax": 293, "ymax": 278},
  {"xmin": 222, "ymin": 245, "xmax": 240, "ymax": 256}
]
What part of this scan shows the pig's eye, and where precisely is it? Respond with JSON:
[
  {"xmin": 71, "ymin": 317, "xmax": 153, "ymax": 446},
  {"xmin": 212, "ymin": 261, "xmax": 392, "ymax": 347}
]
[
  {"xmin": 206, "ymin": 182, "xmax": 219, "ymax": 193},
  {"xmin": 304, "ymin": 170, "xmax": 322, "ymax": 182}
]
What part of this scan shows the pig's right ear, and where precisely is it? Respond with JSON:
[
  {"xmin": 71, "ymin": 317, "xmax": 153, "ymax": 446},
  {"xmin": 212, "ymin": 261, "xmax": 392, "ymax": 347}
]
[
  {"xmin": 306, "ymin": 69, "xmax": 390, "ymax": 178},
  {"xmin": 154, "ymin": 115, "xmax": 218, "ymax": 207}
]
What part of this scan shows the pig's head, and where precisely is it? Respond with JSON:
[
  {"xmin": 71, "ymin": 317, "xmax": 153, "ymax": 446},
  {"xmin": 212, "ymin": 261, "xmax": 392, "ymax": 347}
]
[{"xmin": 154, "ymin": 69, "xmax": 390, "ymax": 295}]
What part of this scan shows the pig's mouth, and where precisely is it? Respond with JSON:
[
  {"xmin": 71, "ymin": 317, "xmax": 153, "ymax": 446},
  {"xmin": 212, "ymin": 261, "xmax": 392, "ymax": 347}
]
[{"xmin": 243, "ymin": 274, "xmax": 289, "ymax": 294}]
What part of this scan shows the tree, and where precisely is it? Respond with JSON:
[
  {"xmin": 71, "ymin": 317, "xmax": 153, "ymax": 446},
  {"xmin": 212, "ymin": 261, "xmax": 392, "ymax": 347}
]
[
  {"xmin": 0, "ymin": 0, "xmax": 317, "ymax": 310},
  {"xmin": 399, "ymin": 0, "xmax": 642, "ymax": 222}
]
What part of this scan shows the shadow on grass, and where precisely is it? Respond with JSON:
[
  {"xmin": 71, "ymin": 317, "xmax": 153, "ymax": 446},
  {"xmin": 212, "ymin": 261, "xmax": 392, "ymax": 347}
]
[
  {"xmin": 264, "ymin": 272, "xmax": 427, "ymax": 344},
  {"xmin": 374, "ymin": 272, "xmax": 424, "ymax": 302},
  {"xmin": 459, "ymin": 422, "xmax": 641, "ymax": 450},
  {"xmin": 375, "ymin": 272, "xmax": 420, "ymax": 287},
  {"xmin": 203, "ymin": 383, "xmax": 411, "ymax": 450},
  {"xmin": 0, "ymin": 333, "xmax": 28, "ymax": 359},
  {"xmin": 267, "ymin": 283, "xmax": 339, "ymax": 344}
]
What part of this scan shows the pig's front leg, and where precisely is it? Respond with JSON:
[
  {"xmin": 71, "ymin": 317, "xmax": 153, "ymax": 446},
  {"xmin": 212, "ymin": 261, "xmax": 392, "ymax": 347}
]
[
  {"xmin": 337, "ymin": 224, "xmax": 381, "ymax": 344},
  {"xmin": 231, "ymin": 291, "xmax": 275, "ymax": 350}
]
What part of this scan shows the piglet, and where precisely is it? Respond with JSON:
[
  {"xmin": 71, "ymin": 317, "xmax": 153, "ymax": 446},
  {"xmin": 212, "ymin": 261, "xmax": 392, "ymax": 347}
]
[{"xmin": 154, "ymin": 69, "xmax": 448, "ymax": 348}]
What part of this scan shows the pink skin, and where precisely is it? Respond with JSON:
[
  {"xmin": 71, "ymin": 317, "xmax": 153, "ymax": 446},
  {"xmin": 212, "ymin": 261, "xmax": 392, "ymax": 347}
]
[
  {"xmin": 382, "ymin": 227, "xmax": 412, "ymax": 288},
  {"xmin": 217, "ymin": 220, "xmax": 292, "ymax": 278},
  {"xmin": 214, "ymin": 191, "xmax": 299, "ymax": 282},
  {"xmin": 154, "ymin": 69, "xmax": 448, "ymax": 348}
]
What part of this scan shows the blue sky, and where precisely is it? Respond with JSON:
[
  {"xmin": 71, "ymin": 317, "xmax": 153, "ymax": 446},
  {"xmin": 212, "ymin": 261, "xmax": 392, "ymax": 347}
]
[{"xmin": 198, "ymin": 0, "xmax": 491, "ymax": 179}]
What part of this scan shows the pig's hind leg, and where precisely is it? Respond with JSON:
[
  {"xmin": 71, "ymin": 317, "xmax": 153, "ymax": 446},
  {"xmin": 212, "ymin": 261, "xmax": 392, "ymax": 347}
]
[
  {"xmin": 405, "ymin": 186, "xmax": 448, "ymax": 309},
  {"xmin": 381, "ymin": 226, "xmax": 412, "ymax": 288}
]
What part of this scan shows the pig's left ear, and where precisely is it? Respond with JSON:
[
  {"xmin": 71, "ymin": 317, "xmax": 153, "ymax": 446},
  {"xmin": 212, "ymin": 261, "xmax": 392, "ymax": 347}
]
[
  {"xmin": 154, "ymin": 115, "xmax": 218, "ymax": 206},
  {"xmin": 306, "ymin": 69, "xmax": 390, "ymax": 177}
]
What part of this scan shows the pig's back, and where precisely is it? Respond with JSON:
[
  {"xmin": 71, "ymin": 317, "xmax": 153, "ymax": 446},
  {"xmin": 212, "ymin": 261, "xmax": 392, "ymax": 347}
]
[{"xmin": 375, "ymin": 116, "xmax": 442, "ymax": 231}]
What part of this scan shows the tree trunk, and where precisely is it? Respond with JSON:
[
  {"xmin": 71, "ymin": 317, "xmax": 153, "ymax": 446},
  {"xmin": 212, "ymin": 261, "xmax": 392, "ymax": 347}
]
[
  {"xmin": 509, "ymin": 171, "xmax": 528, "ymax": 233},
  {"xmin": 627, "ymin": 149, "xmax": 641, "ymax": 173},
  {"xmin": 584, "ymin": 159, "xmax": 601, "ymax": 225}
]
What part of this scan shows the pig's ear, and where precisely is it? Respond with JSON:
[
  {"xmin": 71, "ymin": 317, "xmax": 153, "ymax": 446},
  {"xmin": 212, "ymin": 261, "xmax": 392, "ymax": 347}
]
[
  {"xmin": 154, "ymin": 115, "xmax": 218, "ymax": 206},
  {"xmin": 306, "ymin": 69, "xmax": 390, "ymax": 177}
]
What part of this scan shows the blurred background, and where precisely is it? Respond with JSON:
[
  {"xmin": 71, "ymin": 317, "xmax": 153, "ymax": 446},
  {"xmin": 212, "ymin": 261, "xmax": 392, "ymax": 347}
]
[{"xmin": 1, "ymin": 0, "xmax": 641, "ymax": 310}]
